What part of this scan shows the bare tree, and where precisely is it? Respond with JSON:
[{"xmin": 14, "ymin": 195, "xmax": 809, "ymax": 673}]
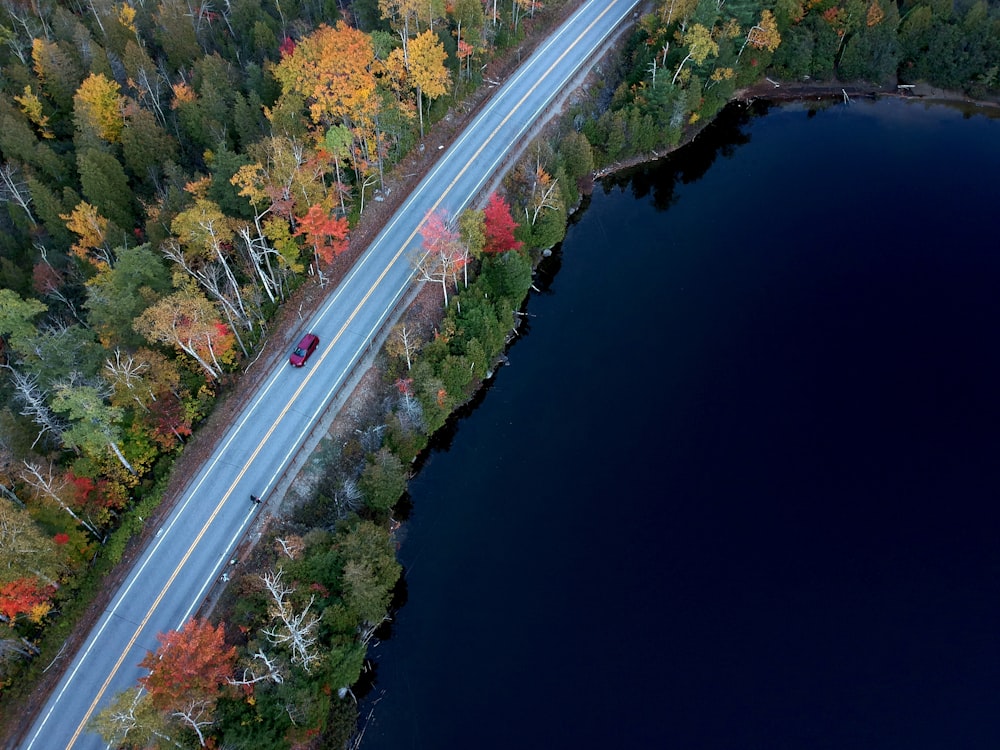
[
  {"xmin": 104, "ymin": 348, "xmax": 152, "ymax": 410},
  {"xmin": 228, "ymin": 649, "xmax": 284, "ymax": 686},
  {"xmin": 0, "ymin": 162, "xmax": 36, "ymax": 225},
  {"xmin": 161, "ymin": 239, "xmax": 252, "ymax": 358},
  {"xmin": 235, "ymin": 222, "xmax": 283, "ymax": 305},
  {"xmin": 5, "ymin": 366, "xmax": 65, "ymax": 449},
  {"xmin": 330, "ymin": 477, "xmax": 364, "ymax": 521},
  {"xmin": 0, "ymin": 635, "xmax": 40, "ymax": 661},
  {"xmin": 172, "ymin": 699, "xmax": 214, "ymax": 747},
  {"xmin": 386, "ymin": 323, "xmax": 422, "ymax": 371},
  {"xmin": 91, "ymin": 687, "xmax": 183, "ymax": 750},
  {"xmin": 20, "ymin": 458, "xmax": 101, "ymax": 538},
  {"xmin": 275, "ymin": 536, "xmax": 304, "ymax": 559},
  {"xmin": 260, "ymin": 568, "xmax": 322, "ymax": 672},
  {"xmin": 397, "ymin": 386, "xmax": 424, "ymax": 432}
]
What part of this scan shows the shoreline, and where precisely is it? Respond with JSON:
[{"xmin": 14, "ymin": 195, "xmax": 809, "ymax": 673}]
[{"xmin": 594, "ymin": 79, "xmax": 1000, "ymax": 180}]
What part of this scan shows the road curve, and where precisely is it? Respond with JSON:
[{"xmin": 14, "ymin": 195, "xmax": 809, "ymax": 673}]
[{"xmin": 19, "ymin": 2, "xmax": 639, "ymax": 747}]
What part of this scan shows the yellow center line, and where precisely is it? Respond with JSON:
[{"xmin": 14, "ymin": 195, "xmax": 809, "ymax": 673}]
[
  {"xmin": 62, "ymin": 3, "xmax": 624, "ymax": 746},
  {"xmin": 67, "ymin": 371, "xmax": 316, "ymax": 746}
]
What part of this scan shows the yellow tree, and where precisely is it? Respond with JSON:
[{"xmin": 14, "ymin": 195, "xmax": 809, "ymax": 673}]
[
  {"xmin": 866, "ymin": 0, "xmax": 885, "ymax": 27},
  {"xmin": 273, "ymin": 22, "xmax": 379, "ymax": 132},
  {"xmin": 61, "ymin": 201, "xmax": 112, "ymax": 268},
  {"xmin": 379, "ymin": 0, "xmax": 421, "ymax": 65},
  {"xmin": 408, "ymin": 29, "xmax": 450, "ymax": 138},
  {"xmin": 737, "ymin": 10, "xmax": 782, "ymax": 64},
  {"xmin": 73, "ymin": 73, "xmax": 125, "ymax": 144},
  {"xmin": 671, "ymin": 24, "xmax": 719, "ymax": 85},
  {"xmin": 13, "ymin": 86, "xmax": 53, "ymax": 139}
]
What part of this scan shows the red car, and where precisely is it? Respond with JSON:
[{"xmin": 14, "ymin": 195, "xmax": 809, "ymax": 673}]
[{"xmin": 289, "ymin": 333, "xmax": 320, "ymax": 367}]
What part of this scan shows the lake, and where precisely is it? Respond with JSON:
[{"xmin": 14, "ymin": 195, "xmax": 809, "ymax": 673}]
[{"xmin": 360, "ymin": 97, "xmax": 1000, "ymax": 749}]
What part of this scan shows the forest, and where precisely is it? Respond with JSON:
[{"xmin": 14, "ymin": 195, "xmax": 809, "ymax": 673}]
[{"xmin": 0, "ymin": 0, "xmax": 997, "ymax": 745}]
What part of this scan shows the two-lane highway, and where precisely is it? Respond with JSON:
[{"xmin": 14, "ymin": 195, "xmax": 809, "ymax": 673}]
[{"xmin": 19, "ymin": 2, "xmax": 640, "ymax": 747}]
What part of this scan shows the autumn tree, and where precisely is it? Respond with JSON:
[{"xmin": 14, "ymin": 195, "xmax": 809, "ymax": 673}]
[
  {"xmin": 134, "ymin": 285, "xmax": 236, "ymax": 380},
  {"xmin": 672, "ymin": 24, "xmax": 720, "ymax": 85},
  {"xmin": 379, "ymin": 0, "xmax": 421, "ymax": 65},
  {"xmin": 482, "ymin": 193, "xmax": 523, "ymax": 254},
  {"xmin": 273, "ymin": 22, "xmax": 379, "ymax": 136},
  {"xmin": 386, "ymin": 322, "xmax": 424, "ymax": 370},
  {"xmin": 294, "ymin": 202, "xmax": 350, "ymax": 279},
  {"xmin": 138, "ymin": 618, "xmax": 236, "ymax": 745},
  {"xmin": 230, "ymin": 135, "xmax": 331, "ymax": 296},
  {"xmin": 408, "ymin": 29, "xmax": 450, "ymax": 138},
  {"xmin": 61, "ymin": 201, "xmax": 111, "ymax": 268},
  {"xmin": 417, "ymin": 208, "xmax": 464, "ymax": 306},
  {"xmin": 0, "ymin": 496, "xmax": 60, "ymax": 590},
  {"xmin": 140, "ymin": 618, "xmax": 235, "ymax": 709},
  {"xmin": 12, "ymin": 85, "xmax": 53, "ymax": 141},
  {"xmin": 20, "ymin": 458, "xmax": 101, "ymax": 538},
  {"xmin": 167, "ymin": 197, "xmax": 253, "ymax": 356},
  {"xmin": 73, "ymin": 73, "xmax": 124, "ymax": 146},
  {"xmin": 451, "ymin": 0, "xmax": 485, "ymax": 81},
  {"xmin": 737, "ymin": 10, "xmax": 782, "ymax": 65},
  {"xmin": 0, "ymin": 577, "xmax": 55, "ymax": 627}
]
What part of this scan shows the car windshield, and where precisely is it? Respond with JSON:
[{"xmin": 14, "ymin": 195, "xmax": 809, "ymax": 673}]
[{"xmin": 294, "ymin": 347, "xmax": 306, "ymax": 356}]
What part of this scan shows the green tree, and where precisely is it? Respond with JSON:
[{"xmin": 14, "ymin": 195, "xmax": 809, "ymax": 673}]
[
  {"xmin": 335, "ymin": 518, "xmax": 401, "ymax": 625},
  {"xmin": 838, "ymin": 0, "xmax": 900, "ymax": 82},
  {"xmin": 76, "ymin": 148, "xmax": 135, "ymax": 232},
  {"xmin": 121, "ymin": 108, "xmax": 178, "ymax": 189},
  {"xmin": 0, "ymin": 497, "xmax": 61, "ymax": 588},
  {"xmin": 0, "ymin": 289, "xmax": 47, "ymax": 354},
  {"xmin": 153, "ymin": 0, "xmax": 202, "ymax": 74},
  {"xmin": 31, "ymin": 37, "xmax": 84, "ymax": 117},
  {"xmin": 84, "ymin": 245, "xmax": 171, "ymax": 347},
  {"xmin": 557, "ymin": 129, "xmax": 594, "ymax": 189},
  {"xmin": 358, "ymin": 447, "xmax": 407, "ymax": 511},
  {"xmin": 51, "ymin": 383, "xmax": 136, "ymax": 474}
]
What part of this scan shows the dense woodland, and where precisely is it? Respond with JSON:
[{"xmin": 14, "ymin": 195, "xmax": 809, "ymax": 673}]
[{"xmin": 0, "ymin": 0, "xmax": 997, "ymax": 745}]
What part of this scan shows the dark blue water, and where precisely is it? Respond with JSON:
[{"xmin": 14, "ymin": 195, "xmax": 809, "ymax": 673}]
[{"xmin": 361, "ymin": 99, "xmax": 1000, "ymax": 749}]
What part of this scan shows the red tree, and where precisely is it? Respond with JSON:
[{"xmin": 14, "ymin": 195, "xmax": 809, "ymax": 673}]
[
  {"xmin": 139, "ymin": 618, "xmax": 236, "ymax": 711},
  {"xmin": 295, "ymin": 203, "xmax": 350, "ymax": 268},
  {"xmin": 0, "ymin": 578, "xmax": 56, "ymax": 625},
  {"xmin": 482, "ymin": 193, "xmax": 523, "ymax": 254},
  {"xmin": 419, "ymin": 209, "xmax": 468, "ymax": 305}
]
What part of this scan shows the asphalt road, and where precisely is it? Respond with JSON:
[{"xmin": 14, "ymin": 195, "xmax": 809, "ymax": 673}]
[{"xmin": 19, "ymin": 2, "xmax": 640, "ymax": 747}]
